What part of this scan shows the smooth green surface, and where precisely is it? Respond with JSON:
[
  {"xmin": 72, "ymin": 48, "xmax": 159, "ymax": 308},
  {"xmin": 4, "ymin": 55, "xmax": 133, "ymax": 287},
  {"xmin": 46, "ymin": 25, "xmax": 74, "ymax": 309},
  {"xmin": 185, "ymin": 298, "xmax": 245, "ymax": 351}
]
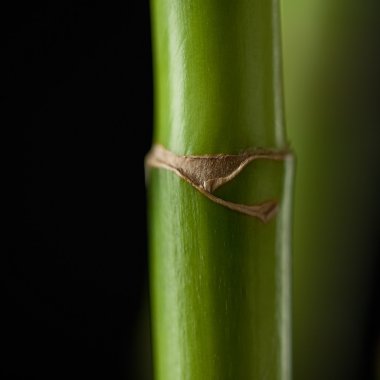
[
  {"xmin": 151, "ymin": 0, "xmax": 286, "ymax": 155},
  {"xmin": 149, "ymin": 1, "xmax": 293, "ymax": 379}
]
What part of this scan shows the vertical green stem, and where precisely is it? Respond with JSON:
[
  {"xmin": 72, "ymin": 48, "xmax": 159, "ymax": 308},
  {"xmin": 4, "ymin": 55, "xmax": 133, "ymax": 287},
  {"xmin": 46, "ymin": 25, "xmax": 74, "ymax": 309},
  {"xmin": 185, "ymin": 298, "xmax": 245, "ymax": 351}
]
[{"xmin": 149, "ymin": 1, "xmax": 293, "ymax": 379}]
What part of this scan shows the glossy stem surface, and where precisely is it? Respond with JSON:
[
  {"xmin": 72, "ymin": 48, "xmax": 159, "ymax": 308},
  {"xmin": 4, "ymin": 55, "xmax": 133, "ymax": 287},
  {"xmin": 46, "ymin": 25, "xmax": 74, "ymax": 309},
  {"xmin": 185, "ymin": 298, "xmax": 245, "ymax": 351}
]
[{"xmin": 149, "ymin": 1, "xmax": 293, "ymax": 379}]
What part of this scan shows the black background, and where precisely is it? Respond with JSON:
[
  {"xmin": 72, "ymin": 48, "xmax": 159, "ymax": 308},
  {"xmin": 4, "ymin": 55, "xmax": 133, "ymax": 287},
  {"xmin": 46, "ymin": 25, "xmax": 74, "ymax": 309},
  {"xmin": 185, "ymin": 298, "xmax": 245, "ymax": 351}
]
[{"xmin": 6, "ymin": 1, "xmax": 152, "ymax": 379}]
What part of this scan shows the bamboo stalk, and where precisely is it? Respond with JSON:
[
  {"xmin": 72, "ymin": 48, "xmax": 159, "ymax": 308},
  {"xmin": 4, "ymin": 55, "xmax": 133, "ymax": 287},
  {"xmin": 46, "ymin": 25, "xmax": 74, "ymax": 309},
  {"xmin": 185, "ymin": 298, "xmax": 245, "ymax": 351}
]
[{"xmin": 148, "ymin": 1, "xmax": 294, "ymax": 379}]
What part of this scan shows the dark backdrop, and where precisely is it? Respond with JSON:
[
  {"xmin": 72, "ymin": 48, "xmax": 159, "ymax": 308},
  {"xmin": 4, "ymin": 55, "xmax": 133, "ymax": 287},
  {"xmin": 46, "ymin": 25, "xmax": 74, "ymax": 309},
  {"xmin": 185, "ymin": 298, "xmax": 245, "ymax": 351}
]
[{"xmin": 5, "ymin": 1, "xmax": 152, "ymax": 379}]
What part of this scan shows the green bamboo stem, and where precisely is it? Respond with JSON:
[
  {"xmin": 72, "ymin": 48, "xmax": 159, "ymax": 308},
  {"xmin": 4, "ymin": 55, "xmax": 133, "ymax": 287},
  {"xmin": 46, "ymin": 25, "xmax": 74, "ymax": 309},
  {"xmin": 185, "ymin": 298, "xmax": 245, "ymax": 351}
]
[{"xmin": 148, "ymin": 1, "xmax": 294, "ymax": 379}]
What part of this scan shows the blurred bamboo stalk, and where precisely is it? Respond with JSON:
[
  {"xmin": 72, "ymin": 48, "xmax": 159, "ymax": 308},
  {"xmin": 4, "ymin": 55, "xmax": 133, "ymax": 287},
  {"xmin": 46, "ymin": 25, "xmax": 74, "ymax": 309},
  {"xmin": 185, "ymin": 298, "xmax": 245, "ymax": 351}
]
[{"xmin": 281, "ymin": 0, "xmax": 380, "ymax": 378}]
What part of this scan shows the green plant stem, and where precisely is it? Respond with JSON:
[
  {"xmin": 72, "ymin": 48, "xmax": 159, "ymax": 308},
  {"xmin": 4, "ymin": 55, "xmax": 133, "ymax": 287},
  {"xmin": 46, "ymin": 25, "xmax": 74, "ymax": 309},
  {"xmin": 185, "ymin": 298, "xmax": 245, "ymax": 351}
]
[{"xmin": 149, "ymin": 1, "xmax": 294, "ymax": 379}]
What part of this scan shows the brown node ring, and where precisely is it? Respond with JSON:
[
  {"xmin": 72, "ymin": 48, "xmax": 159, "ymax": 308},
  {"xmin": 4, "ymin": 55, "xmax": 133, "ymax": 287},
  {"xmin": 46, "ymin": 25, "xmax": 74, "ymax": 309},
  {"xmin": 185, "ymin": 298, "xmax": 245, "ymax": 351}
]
[{"xmin": 145, "ymin": 144, "xmax": 291, "ymax": 223}]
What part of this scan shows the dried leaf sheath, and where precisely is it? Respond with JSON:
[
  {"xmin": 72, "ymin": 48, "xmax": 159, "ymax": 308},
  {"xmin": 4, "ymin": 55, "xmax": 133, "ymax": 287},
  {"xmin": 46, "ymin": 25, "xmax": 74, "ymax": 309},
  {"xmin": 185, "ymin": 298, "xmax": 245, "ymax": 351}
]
[{"xmin": 146, "ymin": 144, "xmax": 291, "ymax": 222}]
